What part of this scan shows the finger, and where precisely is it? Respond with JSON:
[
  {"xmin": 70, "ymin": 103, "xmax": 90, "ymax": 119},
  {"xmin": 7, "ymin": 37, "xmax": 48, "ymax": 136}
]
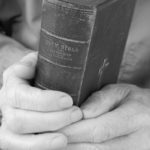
[
  {"xmin": 61, "ymin": 101, "xmax": 143, "ymax": 143},
  {"xmin": 81, "ymin": 84, "xmax": 135, "ymax": 119},
  {"xmin": 61, "ymin": 134, "xmax": 146, "ymax": 150},
  {"xmin": 0, "ymin": 128, "xmax": 67, "ymax": 150},
  {"xmin": 2, "ymin": 52, "xmax": 73, "ymax": 111},
  {"xmin": 4, "ymin": 83, "xmax": 73, "ymax": 111},
  {"xmin": 2, "ymin": 106, "xmax": 83, "ymax": 134},
  {"xmin": 3, "ymin": 52, "xmax": 38, "ymax": 84},
  {"xmin": 64, "ymin": 131, "xmax": 150, "ymax": 150}
]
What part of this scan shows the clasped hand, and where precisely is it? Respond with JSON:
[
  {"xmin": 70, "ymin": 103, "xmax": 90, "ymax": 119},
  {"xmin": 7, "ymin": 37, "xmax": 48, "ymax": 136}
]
[{"xmin": 0, "ymin": 53, "xmax": 150, "ymax": 150}]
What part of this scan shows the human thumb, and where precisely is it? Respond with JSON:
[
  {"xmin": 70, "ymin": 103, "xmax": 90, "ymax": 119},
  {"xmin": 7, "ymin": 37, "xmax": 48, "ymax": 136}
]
[{"xmin": 81, "ymin": 84, "xmax": 134, "ymax": 119}]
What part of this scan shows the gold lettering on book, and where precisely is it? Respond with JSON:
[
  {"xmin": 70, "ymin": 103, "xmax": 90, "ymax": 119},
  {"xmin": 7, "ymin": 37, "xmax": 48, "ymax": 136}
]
[{"xmin": 44, "ymin": 38, "xmax": 79, "ymax": 61}]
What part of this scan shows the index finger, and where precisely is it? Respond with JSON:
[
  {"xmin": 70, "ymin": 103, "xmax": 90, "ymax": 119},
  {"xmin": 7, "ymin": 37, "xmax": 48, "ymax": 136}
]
[
  {"xmin": 2, "ymin": 53, "xmax": 73, "ymax": 111},
  {"xmin": 6, "ymin": 84, "xmax": 73, "ymax": 111}
]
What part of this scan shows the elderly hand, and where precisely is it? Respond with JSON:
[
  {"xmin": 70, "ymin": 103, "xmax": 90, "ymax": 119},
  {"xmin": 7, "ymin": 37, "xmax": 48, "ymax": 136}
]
[
  {"xmin": 61, "ymin": 84, "xmax": 150, "ymax": 150},
  {"xmin": 0, "ymin": 52, "xmax": 83, "ymax": 150}
]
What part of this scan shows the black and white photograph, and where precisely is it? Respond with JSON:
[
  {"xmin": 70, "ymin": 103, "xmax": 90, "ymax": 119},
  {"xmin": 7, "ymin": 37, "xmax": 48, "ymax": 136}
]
[{"xmin": 0, "ymin": 0, "xmax": 150, "ymax": 150}]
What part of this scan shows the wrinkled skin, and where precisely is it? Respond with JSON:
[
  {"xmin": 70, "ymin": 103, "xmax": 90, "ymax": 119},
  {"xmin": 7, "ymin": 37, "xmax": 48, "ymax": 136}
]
[
  {"xmin": 0, "ymin": 53, "xmax": 83, "ymax": 150},
  {"xmin": 60, "ymin": 84, "xmax": 150, "ymax": 150}
]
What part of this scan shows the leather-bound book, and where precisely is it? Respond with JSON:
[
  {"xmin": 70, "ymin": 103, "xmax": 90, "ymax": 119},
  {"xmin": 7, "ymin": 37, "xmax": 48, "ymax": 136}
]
[{"xmin": 35, "ymin": 0, "xmax": 136, "ymax": 106}]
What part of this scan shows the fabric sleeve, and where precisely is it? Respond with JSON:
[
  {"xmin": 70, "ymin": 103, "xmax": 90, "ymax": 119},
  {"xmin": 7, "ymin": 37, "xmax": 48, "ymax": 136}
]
[
  {"xmin": 118, "ymin": 0, "xmax": 150, "ymax": 88},
  {"xmin": 12, "ymin": 0, "xmax": 42, "ymax": 50}
]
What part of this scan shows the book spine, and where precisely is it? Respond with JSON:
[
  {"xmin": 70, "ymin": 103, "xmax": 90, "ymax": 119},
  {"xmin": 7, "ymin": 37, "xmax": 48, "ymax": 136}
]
[{"xmin": 34, "ymin": 0, "xmax": 95, "ymax": 104}]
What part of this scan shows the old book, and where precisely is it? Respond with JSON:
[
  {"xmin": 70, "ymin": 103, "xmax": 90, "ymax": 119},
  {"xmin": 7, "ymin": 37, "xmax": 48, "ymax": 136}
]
[{"xmin": 35, "ymin": 0, "xmax": 136, "ymax": 106}]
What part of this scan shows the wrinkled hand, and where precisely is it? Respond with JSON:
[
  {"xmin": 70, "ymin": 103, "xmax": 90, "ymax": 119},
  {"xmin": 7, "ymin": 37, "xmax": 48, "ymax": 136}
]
[
  {"xmin": 61, "ymin": 84, "xmax": 150, "ymax": 150},
  {"xmin": 0, "ymin": 53, "xmax": 83, "ymax": 150}
]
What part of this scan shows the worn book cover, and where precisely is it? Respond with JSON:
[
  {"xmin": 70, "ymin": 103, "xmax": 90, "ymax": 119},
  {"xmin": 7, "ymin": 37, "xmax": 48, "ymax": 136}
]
[{"xmin": 35, "ymin": 0, "xmax": 136, "ymax": 106}]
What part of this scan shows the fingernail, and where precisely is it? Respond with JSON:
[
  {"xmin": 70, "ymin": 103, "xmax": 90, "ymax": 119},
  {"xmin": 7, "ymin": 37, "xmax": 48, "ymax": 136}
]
[
  {"xmin": 71, "ymin": 107, "xmax": 83, "ymax": 122},
  {"xmin": 51, "ymin": 135, "xmax": 67, "ymax": 149},
  {"xmin": 59, "ymin": 96, "xmax": 73, "ymax": 108}
]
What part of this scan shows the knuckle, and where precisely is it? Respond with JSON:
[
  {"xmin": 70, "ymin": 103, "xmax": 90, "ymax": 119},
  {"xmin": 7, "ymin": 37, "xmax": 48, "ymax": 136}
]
[
  {"xmin": 12, "ymin": 85, "xmax": 22, "ymax": 108},
  {"xmin": 4, "ymin": 84, "xmax": 21, "ymax": 108},
  {"xmin": 2, "ymin": 107, "xmax": 23, "ymax": 133},
  {"xmin": 89, "ymin": 122, "xmax": 113, "ymax": 143},
  {"xmin": 103, "ymin": 84, "xmax": 132, "ymax": 99},
  {"xmin": 30, "ymin": 89, "xmax": 49, "ymax": 111}
]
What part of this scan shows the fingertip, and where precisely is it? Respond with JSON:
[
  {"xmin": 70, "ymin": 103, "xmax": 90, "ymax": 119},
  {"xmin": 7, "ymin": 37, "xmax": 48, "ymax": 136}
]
[
  {"xmin": 20, "ymin": 52, "xmax": 38, "ymax": 60},
  {"xmin": 70, "ymin": 106, "xmax": 83, "ymax": 123},
  {"xmin": 20, "ymin": 52, "xmax": 38, "ymax": 68},
  {"xmin": 11, "ymin": 52, "xmax": 38, "ymax": 80},
  {"xmin": 12, "ymin": 63, "xmax": 35, "ymax": 80},
  {"xmin": 43, "ymin": 90, "xmax": 74, "ymax": 110},
  {"xmin": 59, "ymin": 94, "xmax": 73, "ymax": 109}
]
